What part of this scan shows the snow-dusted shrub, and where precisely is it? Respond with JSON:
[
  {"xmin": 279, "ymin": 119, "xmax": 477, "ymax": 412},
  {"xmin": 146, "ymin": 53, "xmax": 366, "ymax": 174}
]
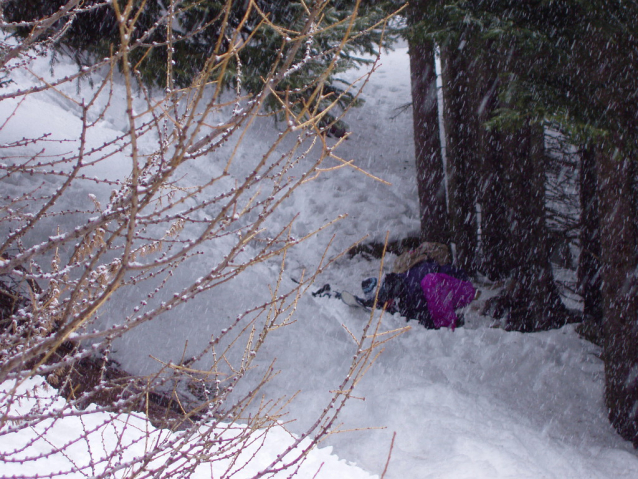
[{"xmin": 0, "ymin": 1, "xmax": 394, "ymax": 477}]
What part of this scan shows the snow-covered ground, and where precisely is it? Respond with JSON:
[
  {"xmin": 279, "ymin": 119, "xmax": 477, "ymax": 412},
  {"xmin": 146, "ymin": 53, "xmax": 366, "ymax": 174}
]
[{"xmin": 2, "ymin": 40, "xmax": 638, "ymax": 478}]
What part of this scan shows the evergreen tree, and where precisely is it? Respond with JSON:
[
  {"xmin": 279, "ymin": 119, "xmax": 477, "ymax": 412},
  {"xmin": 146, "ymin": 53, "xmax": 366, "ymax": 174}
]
[
  {"xmin": 2, "ymin": 0, "xmax": 401, "ymax": 132},
  {"xmin": 406, "ymin": 0, "xmax": 449, "ymax": 244},
  {"xmin": 578, "ymin": 143, "xmax": 603, "ymax": 332},
  {"xmin": 479, "ymin": 0, "xmax": 638, "ymax": 442},
  {"xmin": 407, "ymin": 0, "xmax": 571, "ymax": 329},
  {"xmin": 597, "ymin": 142, "xmax": 638, "ymax": 446},
  {"xmin": 474, "ymin": 41, "xmax": 513, "ymax": 279},
  {"xmin": 439, "ymin": 28, "xmax": 480, "ymax": 273},
  {"xmin": 406, "ymin": 0, "xmax": 638, "ymax": 443}
]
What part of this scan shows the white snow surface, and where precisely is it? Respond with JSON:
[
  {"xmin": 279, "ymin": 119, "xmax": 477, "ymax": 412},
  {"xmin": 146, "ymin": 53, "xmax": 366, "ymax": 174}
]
[{"xmin": 2, "ymin": 43, "xmax": 638, "ymax": 478}]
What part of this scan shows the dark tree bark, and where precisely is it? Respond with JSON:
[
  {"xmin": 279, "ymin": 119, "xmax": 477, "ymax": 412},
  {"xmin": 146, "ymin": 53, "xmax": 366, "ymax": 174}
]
[
  {"xmin": 477, "ymin": 128, "xmax": 513, "ymax": 280},
  {"xmin": 474, "ymin": 44, "xmax": 514, "ymax": 280},
  {"xmin": 407, "ymin": 1, "xmax": 449, "ymax": 244},
  {"xmin": 577, "ymin": 144, "xmax": 603, "ymax": 337},
  {"xmin": 477, "ymin": 79, "xmax": 514, "ymax": 281},
  {"xmin": 597, "ymin": 143, "xmax": 638, "ymax": 446},
  {"xmin": 440, "ymin": 35, "xmax": 479, "ymax": 273},
  {"xmin": 484, "ymin": 123, "xmax": 573, "ymax": 331}
]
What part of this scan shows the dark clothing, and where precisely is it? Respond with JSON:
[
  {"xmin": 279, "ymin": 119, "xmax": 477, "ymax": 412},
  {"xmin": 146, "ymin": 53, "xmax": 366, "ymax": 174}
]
[
  {"xmin": 377, "ymin": 260, "xmax": 438, "ymax": 327},
  {"xmin": 439, "ymin": 263, "xmax": 471, "ymax": 282},
  {"xmin": 377, "ymin": 260, "xmax": 473, "ymax": 328}
]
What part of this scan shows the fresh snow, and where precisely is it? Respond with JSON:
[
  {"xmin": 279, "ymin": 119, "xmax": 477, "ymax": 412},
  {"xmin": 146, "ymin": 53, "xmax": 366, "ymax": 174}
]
[
  {"xmin": 2, "ymin": 41, "xmax": 638, "ymax": 479},
  {"xmin": 1, "ymin": 377, "xmax": 376, "ymax": 479}
]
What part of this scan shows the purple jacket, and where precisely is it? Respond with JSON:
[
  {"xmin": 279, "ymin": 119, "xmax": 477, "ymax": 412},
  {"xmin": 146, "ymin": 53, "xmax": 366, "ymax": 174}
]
[{"xmin": 379, "ymin": 260, "xmax": 474, "ymax": 329}]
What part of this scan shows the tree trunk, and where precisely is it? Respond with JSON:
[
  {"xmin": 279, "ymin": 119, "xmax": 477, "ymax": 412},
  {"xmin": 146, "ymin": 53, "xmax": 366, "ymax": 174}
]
[
  {"xmin": 407, "ymin": 1, "xmax": 449, "ymax": 244},
  {"xmin": 577, "ymin": 144, "xmax": 603, "ymax": 342},
  {"xmin": 478, "ymin": 129, "xmax": 513, "ymax": 280},
  {"xmin": 484, "ymin": 123, "xmax": 573, "ymax": 331},
  {"xmin": 475, "ymin": 45, "xmax": 514, "ymax": 280},
  {"xmin": 597, "ymin": 143, "xmax": 638, "ymax": 446},
  {"xmin": 440, "ymin": 35, "xmax": 479, "ymax": 272}
]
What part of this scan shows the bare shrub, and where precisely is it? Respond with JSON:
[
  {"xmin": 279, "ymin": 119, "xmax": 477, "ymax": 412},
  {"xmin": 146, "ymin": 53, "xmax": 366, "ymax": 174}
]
[{"xmin": 0, "ymin": 1, "xmax": 401, "ymax": 477}]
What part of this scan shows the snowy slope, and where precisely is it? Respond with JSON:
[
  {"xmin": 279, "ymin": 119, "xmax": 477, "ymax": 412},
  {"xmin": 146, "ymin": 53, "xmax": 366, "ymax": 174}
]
[{"xmin": 1, "ymin": 41, "xmax": 638, "ymax": 479}]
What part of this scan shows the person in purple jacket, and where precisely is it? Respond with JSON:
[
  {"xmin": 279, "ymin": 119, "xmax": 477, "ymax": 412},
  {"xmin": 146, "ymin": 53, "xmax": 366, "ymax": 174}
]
[{"xmin": 364, "ymin": 256, "xmax": 475, "ymax": 331}]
